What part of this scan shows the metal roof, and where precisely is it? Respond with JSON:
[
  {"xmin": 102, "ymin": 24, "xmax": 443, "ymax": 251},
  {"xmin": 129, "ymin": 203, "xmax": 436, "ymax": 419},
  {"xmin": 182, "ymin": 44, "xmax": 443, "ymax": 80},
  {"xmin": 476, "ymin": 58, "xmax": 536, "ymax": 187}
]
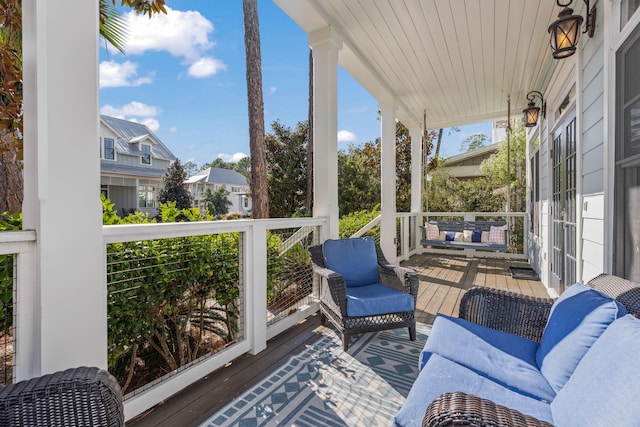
[
  {"xmin": 186, "ymin": 167, "xmax": 249, "ymax": 186},
  {"xmin": 274, "ymin": 0, "xmax": 578, "ymax": 130},
  {"xmin": 100, "ymin": 161, "xmax": 169, "ymax": 178},
  {"xmin": 101, "ymin": 115, "xmax": 176, "ymax": 162}
]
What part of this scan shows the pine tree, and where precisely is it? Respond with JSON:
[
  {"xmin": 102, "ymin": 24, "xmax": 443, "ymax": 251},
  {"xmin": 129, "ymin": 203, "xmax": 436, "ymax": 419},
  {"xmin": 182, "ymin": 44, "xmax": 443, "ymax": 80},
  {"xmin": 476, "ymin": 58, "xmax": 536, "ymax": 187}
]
[{"xmin": 158, "ymin": 159, "xmax": 193, "ymax": 210}]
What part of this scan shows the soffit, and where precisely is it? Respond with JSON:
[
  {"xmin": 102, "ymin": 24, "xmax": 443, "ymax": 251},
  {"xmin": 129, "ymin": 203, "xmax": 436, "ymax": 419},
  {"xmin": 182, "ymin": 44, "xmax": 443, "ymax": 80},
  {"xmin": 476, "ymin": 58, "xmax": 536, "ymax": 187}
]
[{"xmin": 275, "ymin": 0, "xmax": 576, "ymax": 129}]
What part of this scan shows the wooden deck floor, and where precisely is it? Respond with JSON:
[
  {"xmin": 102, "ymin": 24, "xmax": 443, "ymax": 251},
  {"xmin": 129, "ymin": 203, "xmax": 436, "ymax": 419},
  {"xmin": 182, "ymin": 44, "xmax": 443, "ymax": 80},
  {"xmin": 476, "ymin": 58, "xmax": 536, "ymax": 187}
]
[{"xmin": 127, "ymin": 255, "xmax": 550, "ymax": 426}]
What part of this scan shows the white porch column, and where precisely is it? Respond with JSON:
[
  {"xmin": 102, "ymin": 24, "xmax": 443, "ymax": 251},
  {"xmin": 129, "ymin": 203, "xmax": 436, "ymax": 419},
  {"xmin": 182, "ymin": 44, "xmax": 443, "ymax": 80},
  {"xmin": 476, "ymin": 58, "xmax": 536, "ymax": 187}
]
[
  {"xmin": 410, "ymin": 126, "xmax": 423, "ymax": 213},
  {"xmin": 379, "ymin": 100, "xmax": 397, "ymax": 263},
  {"xmin": 22, "ymin": 0, "xmax": 106, "ymax": 377},
  {"xmin": 309, "ymin": 27, "xmax": 342, "ymax": 240},
  {"xmin": 410, "ymin": 126, "xmax": 423, "ymax": 249}
]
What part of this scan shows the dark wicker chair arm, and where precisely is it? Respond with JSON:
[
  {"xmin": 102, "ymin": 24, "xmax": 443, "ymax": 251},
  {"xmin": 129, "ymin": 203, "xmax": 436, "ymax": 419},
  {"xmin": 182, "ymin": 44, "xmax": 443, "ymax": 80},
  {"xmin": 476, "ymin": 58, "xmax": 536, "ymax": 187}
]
[
  {"xmin": 423, "ymin": 392, "xmax": 554, "ymax": 427},
  {"xmin": 0, "ymin": 366, "xmax": 124, "ymax": 427},
  {"xmin": 459, "ymin": 287, "xmax": 555, "ymax": 342},
  {"xmin": 309, "ymin": 245, "xmax": 348, "ymax": 315}
]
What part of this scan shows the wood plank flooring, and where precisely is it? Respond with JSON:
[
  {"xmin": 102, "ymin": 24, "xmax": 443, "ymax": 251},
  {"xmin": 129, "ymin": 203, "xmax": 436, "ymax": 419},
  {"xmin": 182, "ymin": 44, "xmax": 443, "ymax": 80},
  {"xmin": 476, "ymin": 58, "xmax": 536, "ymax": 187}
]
[{"xmin": 127, "ymin": 254, "xmax": 550, "ymax": 426}]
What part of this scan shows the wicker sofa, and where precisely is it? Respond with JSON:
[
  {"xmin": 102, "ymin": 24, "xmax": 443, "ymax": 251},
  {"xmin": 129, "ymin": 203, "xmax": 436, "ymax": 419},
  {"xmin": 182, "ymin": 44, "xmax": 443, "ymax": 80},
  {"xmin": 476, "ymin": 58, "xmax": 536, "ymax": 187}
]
[
  {"xmin": 0, "ymin": 366, "xmax": 124, "ymax": 426},
  {"xmin": 394, "ymin": 274, "xmax": 640, "ymax": 427}
]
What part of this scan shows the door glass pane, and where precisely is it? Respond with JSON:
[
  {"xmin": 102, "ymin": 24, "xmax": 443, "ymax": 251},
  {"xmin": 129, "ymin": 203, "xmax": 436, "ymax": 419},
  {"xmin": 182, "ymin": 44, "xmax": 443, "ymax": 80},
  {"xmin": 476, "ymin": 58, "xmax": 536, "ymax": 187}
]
[
  {"xmin": 624, "ymin": 97, "xmax": 640, "ymax": 158},
  {"xmin": 622, "ymin": 167, "xmax": 640, "ymax": 282}
]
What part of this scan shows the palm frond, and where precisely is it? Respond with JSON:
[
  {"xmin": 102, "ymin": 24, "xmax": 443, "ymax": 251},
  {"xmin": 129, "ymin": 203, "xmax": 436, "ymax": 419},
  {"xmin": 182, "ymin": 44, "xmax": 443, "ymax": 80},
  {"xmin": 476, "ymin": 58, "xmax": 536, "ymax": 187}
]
[{"xmin": 99, "ymin": 0, "xmax": 129, "ymax": 55}]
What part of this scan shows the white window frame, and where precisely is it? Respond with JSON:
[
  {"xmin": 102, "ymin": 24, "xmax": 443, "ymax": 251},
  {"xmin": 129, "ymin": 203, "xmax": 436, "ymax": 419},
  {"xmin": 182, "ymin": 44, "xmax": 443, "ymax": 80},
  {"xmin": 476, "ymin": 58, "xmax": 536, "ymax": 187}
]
[
  {"xmin": 103, "ymin": 137, "xmax": 115, "ymax": 160},
  {"xmin": 141, "ymin": 144, "xmax": 151, "ymax": 165}
]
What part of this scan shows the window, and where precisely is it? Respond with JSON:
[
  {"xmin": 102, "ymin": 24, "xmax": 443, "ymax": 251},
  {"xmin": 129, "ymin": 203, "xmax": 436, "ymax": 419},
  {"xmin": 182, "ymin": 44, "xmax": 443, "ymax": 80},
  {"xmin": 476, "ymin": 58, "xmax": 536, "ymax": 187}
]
[
  {"xmin": 101, "ymin": 185, "xmax": 108, "ymax": 199},
  {"xmin": 139, "ymin": 185, "xmax": 155, "ymax": 208},
  {"xmin": 244, "ymin": 197, "xmax": 249, "ymax": 208},
  {"xmin": 141, "ymin": 144, "xmax": 151, "ymax": 165},
  {"xmin": 622, "ymin": 0, "xmax": 640, "ymax": 29},
  {"xmin": 614, "ymin": 25, "xmax": 640, "ymax": 282},
  {"xmin": 103, "ymin": 137, "xmax": 115, "ymax": 160}
]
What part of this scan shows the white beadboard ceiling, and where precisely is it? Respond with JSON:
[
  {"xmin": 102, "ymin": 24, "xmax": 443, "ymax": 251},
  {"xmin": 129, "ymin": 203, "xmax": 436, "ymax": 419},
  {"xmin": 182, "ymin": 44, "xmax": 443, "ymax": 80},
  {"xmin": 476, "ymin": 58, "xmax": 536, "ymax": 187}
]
[{"xmin": 274, "ymin": 0, "xmax": 576, "ymax": 130}]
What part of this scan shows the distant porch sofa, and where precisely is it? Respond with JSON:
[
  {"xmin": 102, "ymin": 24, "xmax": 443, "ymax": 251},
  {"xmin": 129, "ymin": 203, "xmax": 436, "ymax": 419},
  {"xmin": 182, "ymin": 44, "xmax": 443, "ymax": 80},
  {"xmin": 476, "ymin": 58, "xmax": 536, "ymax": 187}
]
[{"xmin": 394, "ymin": 274, "xmax": 640, "ymax": 426}]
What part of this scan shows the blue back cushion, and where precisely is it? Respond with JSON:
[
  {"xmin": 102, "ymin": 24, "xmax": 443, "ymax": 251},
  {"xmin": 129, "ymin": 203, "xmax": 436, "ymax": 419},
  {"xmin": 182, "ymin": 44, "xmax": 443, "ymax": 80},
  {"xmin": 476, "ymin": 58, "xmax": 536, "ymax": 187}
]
[
  {"xmin": 323, "ymin": 238, "xmax": 379, "ymax": 287},
  {"xmin": 471, "ymin": 230, "xmax": 482, "ymax": 242},
  {"xmin": 551, "ymin": 315, "xmax": 640, "ymax": 425},
  {"xmin": 536, "ymin": 283, "xmax": 626, "ymax": 393}
]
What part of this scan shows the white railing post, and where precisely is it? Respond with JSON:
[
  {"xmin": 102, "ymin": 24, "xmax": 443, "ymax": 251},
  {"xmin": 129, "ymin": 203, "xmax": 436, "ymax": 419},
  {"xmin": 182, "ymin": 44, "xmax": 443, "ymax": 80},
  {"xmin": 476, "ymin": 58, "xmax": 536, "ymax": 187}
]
[{"xmin": 247, "ymin": 222, "xmax": 267, "ymax": 355}]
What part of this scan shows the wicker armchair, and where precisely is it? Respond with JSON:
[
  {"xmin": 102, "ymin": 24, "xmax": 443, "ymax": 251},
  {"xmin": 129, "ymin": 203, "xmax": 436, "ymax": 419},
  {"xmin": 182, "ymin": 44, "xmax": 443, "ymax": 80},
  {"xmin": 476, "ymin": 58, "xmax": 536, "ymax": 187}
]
[
  {"xmin": 420, "ymin": 274, "xmax": 640, "ymax": 427},
  {"xmin": 309, "ymin": 240, "xmax": 419, "ymax": 350},
  {"xmin": 0, "ymin": 366, "xmax": 124, "ymax": 426}
]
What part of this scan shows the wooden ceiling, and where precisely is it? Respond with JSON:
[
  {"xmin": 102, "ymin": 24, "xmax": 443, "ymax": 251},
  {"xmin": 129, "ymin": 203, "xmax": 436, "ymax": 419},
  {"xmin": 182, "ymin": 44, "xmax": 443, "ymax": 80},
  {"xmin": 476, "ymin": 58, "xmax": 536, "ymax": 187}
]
[{"xmin": 275, "ymin": 0, "xmax": 575, "ymax": 129}]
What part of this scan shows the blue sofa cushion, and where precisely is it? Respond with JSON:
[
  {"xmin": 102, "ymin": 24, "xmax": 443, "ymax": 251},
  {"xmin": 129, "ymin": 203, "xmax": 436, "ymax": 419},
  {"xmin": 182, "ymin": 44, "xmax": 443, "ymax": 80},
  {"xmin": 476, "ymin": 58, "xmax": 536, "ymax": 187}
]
[
  {"xmin": 346, "ymin": 283, "xmax": 414, "ymax": 317},
  {"xmin": 323, "ymin": 237, "xmax": 379, "ymax": 287},
  {"xmin": 536, "ymin": 283, "xmax": 627, "ymax": 393},
  {"xmin": 393, "ymin": 354, "xmax": 554, "ymax": 427},
  {"xmin": 420, "ymin": 314, "xmax": 554, "ymax": 402},
  {"xmin": 551, "ymin": 315, "xmax": 640, "ymax": 426}
]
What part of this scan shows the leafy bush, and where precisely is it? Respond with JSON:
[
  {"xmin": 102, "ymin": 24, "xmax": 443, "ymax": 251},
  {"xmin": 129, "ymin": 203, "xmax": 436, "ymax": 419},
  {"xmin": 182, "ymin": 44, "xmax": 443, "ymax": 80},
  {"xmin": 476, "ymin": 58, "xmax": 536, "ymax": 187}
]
[{"xmin": 338, "ymin": 205, "xmax": 381, "ymax": 240}]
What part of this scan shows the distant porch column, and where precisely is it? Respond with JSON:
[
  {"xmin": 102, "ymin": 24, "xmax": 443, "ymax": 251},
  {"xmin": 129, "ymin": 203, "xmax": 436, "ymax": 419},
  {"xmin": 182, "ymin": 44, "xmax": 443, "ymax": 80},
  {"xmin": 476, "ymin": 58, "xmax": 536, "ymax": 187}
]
[
  {"xmin": 380, "ymin": 99, "xmax": 397, "ymax": 263},
  {"xmin": 309, "ymin": 27, "xmax": 342, "ymax": 240},
  {"xmin": 410, "ymin": 126, "xmax": 423, "ymax": 248},
  {"xmin": 21, "ymin": 0, "xmax": 106, "ymax": 377}
]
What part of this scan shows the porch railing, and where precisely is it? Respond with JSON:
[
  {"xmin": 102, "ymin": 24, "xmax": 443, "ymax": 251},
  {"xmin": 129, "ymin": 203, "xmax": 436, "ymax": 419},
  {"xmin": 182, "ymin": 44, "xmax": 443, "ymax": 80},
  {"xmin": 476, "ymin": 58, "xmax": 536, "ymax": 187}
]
[
  {"xmin": 0, "ymin": 230, "xmax": 37, "ymax": 387},
  {"xmin": 103, "ymin": 217, "xmax": 325, "ymax": 420}
]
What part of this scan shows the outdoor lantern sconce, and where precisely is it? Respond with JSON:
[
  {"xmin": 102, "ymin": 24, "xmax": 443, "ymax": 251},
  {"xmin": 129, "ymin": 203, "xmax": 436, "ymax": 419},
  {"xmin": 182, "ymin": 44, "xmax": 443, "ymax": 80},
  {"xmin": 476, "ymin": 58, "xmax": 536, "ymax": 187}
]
[
  {"xmin": 548, "ymin": 0, "xmax": 596, "ymax": 59},
  {"xmin": 523, "ymin": 91, "xmax": 546, "ymax": 128}
]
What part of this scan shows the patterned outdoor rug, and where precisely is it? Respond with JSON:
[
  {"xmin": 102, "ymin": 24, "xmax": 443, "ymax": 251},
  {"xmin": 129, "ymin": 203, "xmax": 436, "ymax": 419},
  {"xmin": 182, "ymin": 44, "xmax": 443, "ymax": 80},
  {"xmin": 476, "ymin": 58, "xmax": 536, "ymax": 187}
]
[{"xmin": 200, "ymin": 323, "xmax": 431, "ymax": 427}]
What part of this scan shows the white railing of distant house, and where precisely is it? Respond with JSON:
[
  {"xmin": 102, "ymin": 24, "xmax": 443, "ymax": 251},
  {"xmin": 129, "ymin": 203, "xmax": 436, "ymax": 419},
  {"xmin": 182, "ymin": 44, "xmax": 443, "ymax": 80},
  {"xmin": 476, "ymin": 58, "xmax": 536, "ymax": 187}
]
[{"xmin": 103, "ymin": 217, "xmax": 326, "ymax": 421}]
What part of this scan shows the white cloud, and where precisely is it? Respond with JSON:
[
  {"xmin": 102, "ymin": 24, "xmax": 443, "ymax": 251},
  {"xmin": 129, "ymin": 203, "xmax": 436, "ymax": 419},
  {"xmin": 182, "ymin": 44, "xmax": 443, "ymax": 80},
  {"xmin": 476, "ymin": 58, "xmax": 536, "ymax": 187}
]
[
  {"xmin": 101, "ymin": 101, "xmax": 159, "ymax": 118},
  {"xmin": 99, "ymin": 60, "xmax": 154, "ymax": 88},
  {"xmin": 218, "ymin": 152, "xmax": 248, "ymax": 163},
  {"xmin": 188, "ymin": 57, "xmax": 227, "ymax": 78},
  {"xmin": 100, "ymin": 102, "xmax": 161, "ymax": 131},
  {"xmin": 337, "ymin": 130, "xmax": 358, "ymax": 143},
  {"xmin": 124, "ymin": 7, "xmax": 225, "ymax": 78},
  {"xmin": 269, "ymin": 86, "xmax": 277, "ymax": 95},
  {"xmin": 169, "ymin": 126, "xmax": 178, "ymax": 134}
]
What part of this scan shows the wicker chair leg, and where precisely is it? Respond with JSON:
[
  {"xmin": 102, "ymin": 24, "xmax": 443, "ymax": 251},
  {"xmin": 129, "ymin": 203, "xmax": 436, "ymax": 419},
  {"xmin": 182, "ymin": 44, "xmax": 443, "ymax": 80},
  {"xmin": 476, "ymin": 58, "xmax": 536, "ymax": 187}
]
[
  {"xmin": 409, "ymin": 324, "xmax": 416, "ymax": 341},
  {"xmin": 342, "ymin": 333, "xmax": 350, "ymax": 351}
]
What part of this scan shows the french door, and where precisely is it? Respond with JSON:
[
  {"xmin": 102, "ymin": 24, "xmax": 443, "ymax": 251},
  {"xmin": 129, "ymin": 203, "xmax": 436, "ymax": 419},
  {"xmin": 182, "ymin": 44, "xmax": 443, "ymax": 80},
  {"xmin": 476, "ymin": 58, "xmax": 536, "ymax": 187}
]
[{"xmin": 550, "ymin": 110, "xmax": 577, "ymax": 294}]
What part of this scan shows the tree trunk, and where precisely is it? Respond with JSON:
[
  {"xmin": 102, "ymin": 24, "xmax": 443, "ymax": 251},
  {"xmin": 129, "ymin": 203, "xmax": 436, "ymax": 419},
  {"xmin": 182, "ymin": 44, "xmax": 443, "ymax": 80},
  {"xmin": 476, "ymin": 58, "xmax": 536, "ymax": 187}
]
[
  {"xmin": 242, "ymin": 0, "xmax": 269, "ymax": 219},
  {"xmin": 434, "ymin": 128, "xmax": 443, "ymax": 161},
  {"xmin": 306, "ymin": 48, "xmax": 314, "ymax": 214},
  {"xmin": 0, "ymin": 147, "xmax": 24, "ymax": 215}
]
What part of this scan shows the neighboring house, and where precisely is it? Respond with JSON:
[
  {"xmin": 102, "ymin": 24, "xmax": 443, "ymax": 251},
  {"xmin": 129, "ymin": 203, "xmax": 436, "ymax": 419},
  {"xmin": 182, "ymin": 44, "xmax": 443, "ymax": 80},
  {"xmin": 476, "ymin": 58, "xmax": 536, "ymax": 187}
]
[
  {"xmin": 100, "ymin": 115, "xmax": 177, "ymax": 217},
  {"xmin": 440, "ymin": 142, "xmax": 500, "ymax": 181},
  {"xmin": 185, "ymin": 167, "xmax": 252, "ymax": 216}
]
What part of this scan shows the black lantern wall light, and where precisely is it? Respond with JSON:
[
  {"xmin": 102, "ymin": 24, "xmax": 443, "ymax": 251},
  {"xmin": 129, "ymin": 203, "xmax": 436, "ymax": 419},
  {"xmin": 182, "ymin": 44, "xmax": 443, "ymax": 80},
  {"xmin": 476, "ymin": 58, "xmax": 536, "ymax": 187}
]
[
  {"xmin": 548, "ymin": 0, "xmax": 597, "ymax": 59},
  {"xmin": 523, "ymin": 91, "xmax": 546, "ymax": 127}
]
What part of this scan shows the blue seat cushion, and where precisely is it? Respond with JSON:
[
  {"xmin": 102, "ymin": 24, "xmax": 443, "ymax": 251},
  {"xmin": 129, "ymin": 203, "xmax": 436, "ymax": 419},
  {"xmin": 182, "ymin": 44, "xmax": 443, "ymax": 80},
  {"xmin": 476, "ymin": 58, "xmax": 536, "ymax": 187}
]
[
  {"xmin": 551, "ymin": 315, "xmax": 640, "ymax": 426},
  {"xmin": 536, "ymin": 283, "xmax": 627, "ymax": 393},
  {"xmin": 393, "ymin": 354, "xmax": 554, "ymax": 427},
  {"xmin": 346, "ymin": 283, "xmax": 414, "ymax": 317},
  {"xmin": 420, "ymin": 314, "xmax": 554, "ymax": 402},
  {"xmin": 323, "ymin": 237, "xmax": 379, "ymax": 287}
]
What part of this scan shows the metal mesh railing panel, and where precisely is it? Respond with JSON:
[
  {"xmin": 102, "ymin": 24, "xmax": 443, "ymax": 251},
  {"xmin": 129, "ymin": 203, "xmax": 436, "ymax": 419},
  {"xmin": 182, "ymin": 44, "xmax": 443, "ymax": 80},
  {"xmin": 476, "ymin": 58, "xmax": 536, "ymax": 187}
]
[
  {"xmin": 106, "ymin": 232, "xmax": 243, "ymax": 397},
  {"xmin": 0, "ymin": 253, "xmax": 14, "ymax": 386},
  {"xmin": 266, "ymin": 226, "xmax": 320, "ymax": 326}
]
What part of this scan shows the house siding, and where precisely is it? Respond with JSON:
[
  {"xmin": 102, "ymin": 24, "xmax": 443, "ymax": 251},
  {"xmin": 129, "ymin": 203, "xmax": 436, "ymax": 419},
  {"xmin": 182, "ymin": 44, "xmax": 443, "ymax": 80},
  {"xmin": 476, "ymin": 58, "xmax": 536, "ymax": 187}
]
[{"xmin": 579, "ymin": 7, "xmax": 606, "ymax": 281}]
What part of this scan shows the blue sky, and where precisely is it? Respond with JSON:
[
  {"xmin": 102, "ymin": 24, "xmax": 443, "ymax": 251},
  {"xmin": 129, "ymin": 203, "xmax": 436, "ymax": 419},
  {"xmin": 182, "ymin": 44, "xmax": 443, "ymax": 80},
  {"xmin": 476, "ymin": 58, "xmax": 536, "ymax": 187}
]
[{"xmin": 99, "ymin": 1, "xmax": 492, "ymax": 168}]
